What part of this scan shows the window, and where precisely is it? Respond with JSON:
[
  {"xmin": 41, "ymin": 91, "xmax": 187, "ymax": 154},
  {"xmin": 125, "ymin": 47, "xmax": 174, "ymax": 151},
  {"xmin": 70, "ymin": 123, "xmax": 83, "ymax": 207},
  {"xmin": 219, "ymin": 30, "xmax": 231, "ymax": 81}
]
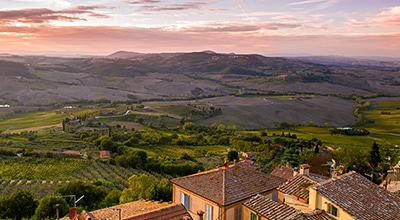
[
  {"xmin": 234, "ymin": 206, "xmax": 242, "ymax": 220},
  {"xmin": 180, "ymin": 192, "xmax": 190, "ymax": 210},
  {"xmin": 250, "ymin": 212, "xmax": 257, "ymax": 220},
  {"xmin": 328, "ymin": 204, "xmax": 338, "ymax": 217},
  {"xmin": 205, "ymin": 204, "xmax": 213, "ymax": 220}
]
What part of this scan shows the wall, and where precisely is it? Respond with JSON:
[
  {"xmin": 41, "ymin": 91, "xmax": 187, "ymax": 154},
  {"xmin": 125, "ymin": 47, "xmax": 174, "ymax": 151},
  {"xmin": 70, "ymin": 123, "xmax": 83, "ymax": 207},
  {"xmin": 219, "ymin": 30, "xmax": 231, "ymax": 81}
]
[
  {"xmin": 308, "ymin": 188, "xmax": 355, "ymax": 220},
  {"xmin": 172, "ymin": 185, "xmax": 219, "ymax": 219}
]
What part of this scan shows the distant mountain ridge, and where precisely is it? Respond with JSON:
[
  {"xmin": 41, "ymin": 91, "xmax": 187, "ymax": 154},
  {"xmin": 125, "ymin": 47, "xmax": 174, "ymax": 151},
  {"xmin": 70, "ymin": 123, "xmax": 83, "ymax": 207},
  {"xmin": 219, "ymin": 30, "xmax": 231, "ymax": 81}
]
[
  {"xmin": 294, "ymin": 55, "xmax": 400, "ymax": 68},
  {"xmin": 0, "ymin": 51, "xmax": 399, "ymax": 106}
]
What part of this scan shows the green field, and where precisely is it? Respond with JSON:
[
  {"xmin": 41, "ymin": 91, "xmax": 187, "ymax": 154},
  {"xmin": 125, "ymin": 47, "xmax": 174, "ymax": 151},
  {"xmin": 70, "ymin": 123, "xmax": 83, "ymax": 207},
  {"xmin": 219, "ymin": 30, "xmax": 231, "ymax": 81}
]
[
  {"xmin": 0, "ymin": 157, "xmax": 140, "ymax": 198},
  {"xmin": 1, "ymin": 99, "xmax": 400, "ymax": 200},
  {"xmin": 0, "ymin": 111, "xmax": 67, "ymax": 131}
]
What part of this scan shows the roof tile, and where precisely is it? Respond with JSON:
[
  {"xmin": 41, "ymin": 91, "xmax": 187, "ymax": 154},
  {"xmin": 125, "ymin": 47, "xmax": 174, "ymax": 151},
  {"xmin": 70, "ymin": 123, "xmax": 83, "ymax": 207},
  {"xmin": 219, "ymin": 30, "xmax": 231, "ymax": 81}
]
[
  {"xmin": 278, "ymin": 174, "xmax": 328, "ymax": 201},
  {"xmin": 244, "ymin": 194, "xmax": 303, "ymax": 219},
  {"xmin": 313, "ymin": 171, "xmax": 400, "ymax": 220},
  {"xmin": 171, "ymin": 162, "xmax": 286, "ymax": 206}
]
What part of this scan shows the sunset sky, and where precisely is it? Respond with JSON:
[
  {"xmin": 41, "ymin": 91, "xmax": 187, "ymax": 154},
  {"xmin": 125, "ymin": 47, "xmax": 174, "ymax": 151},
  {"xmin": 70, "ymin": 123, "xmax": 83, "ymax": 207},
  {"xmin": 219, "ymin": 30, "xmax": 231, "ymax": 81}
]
[{"xmin": 1, "ymin": 0, "xmax": 399, "ymax": 57}]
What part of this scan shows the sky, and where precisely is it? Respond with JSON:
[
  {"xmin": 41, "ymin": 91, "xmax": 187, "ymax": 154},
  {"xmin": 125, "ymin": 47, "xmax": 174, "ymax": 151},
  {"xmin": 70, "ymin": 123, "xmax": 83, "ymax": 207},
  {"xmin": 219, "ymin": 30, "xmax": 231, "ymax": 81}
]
[{"xmin": 0, "ymin": 0, "xmax": 399, "ymax": 57}]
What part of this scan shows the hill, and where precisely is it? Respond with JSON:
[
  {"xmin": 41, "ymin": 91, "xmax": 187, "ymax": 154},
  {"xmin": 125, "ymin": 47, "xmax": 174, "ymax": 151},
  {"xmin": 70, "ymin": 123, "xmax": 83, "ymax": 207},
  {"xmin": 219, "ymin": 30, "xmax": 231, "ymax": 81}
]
[{"xmin": 0, "ymin": 52, "xmax": 399, "ymax": 128}]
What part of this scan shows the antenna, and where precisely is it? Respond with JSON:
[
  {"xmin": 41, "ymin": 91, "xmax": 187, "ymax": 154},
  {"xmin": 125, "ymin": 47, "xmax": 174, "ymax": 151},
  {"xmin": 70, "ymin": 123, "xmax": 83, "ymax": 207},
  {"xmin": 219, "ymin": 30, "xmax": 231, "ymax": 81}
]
[{"xmin": 75, "ymin": 195, "xmax": 85, "ymax": 205}]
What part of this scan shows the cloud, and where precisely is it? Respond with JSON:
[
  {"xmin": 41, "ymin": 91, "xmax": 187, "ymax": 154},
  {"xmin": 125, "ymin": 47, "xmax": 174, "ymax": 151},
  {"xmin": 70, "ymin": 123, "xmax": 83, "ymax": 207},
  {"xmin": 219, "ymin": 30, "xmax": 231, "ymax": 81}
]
[
  {"xmin": 140, "ymin": 1, "xmax": 207, "ymax": 11},
  {"xmin": 374, "ymin": 6, "xmax": 400, "ymax": 26},
  {"xmin": 125, "ymin": 0, "xmax": 208, "ymax": 12},
  {"xmin": 179, "ymin": 22, "xmax": 301, "ymax": 33},
  {"xmin": 346, "ymin": 6, "xmax": 400, "ymax": 28},
  {"xmin": 287, "ymin": 0, "xmax": 325, "ymax": 6},
  {"xmin": 125, "ymin": 0, "xmax": 161, "ymax": 4},
  {"xmin": 0, "ymin": 5, "xmax": 110, "ymax": 25},
  {"xmin": 288, "ymin": 0, "xmax": 341, "ymax": 12}
]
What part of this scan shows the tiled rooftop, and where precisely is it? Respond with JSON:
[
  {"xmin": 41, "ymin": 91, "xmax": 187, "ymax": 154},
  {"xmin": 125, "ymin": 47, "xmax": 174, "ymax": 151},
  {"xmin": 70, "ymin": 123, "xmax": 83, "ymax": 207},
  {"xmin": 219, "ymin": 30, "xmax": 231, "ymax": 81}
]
[
  {"xmin": 77, "ymin": 200, "xmax": 188, "ymax": 220},
  {"xmin": 313, "ymin": 171, "xmax": 400, "ymax": 220},
  {"xmin": 171, "ymin": 162, "xmax": 286, "ymax": 206},
  {"xmin": 244, "ymin": 194, "xmax": 303, "ymax": 220},
  {"xmin": 270, "ymin": 165, "xmax": 295, "ymax": 180},
  {"xmin": 278, "ymin": 173, "xmax": 328, "ymax": 201},
  {"xmin": 303, "ymin": 210, "xmax": 334, "ymax": 220}
]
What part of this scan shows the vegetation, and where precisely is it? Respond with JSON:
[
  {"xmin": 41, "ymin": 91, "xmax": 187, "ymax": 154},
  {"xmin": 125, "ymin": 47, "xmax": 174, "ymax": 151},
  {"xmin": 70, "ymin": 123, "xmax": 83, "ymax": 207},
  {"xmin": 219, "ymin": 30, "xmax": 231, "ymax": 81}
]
[{"xmin": 0, "ymin": 95, "xmax": 399, "ymax": 219}]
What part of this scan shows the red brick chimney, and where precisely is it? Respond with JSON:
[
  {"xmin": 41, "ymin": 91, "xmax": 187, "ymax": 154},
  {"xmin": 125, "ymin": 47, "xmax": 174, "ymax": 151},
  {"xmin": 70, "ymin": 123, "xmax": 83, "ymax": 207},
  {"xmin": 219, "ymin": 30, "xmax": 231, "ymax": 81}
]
[{"xmin": 224, "ymin": 159, "xmax": 229, "ymax": 169}]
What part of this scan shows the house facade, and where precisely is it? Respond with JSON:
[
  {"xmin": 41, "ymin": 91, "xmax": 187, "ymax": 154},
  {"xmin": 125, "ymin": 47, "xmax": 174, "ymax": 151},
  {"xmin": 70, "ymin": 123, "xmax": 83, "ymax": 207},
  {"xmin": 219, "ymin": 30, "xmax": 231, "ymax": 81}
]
[
  {"xmin": 171, "ymin": 161, "xmax": 286, "ymax": 220},
  {"xmin": 277, "ymin": 164, "xmax": 328, "ymax": 208},
  {"xmin": 309, "ymin": 171, "xmax": 400, "ymax": 220}
]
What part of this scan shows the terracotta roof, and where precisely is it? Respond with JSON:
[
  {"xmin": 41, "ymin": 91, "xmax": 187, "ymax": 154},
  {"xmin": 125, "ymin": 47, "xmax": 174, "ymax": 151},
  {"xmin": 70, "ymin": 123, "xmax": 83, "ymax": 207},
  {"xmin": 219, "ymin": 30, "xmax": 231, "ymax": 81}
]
[
  {"xmin": 100, "ymin": 150, "xmax": 111, "ymax": 158},
  {"xmin": 171, "ymin": 162, "xmax": 286, "ymax": 206},
  {"xmin": 244, "ymin": 194, "xmax": 303, "ymax": 220},
  {"xmin": 270, "ymin": 165, "xmax": 295, "ymax": 180},
  {"xmin": 303, "ymin": 210, "xmax": 334, "ymax": 220},
  {"xmin": 278, "ymin": 174, "xmax": 328, "ymax": 201},
  {"xmin": 79, "ymin": 200, "xmax": 188, "ymax": 220},
  {"xmin": 62, "ymin": 150, "xmax": 81, "ymax": 156},
  {"xmin": 313, "ymin": 171, "xmax": 400, "ymax": 220}
]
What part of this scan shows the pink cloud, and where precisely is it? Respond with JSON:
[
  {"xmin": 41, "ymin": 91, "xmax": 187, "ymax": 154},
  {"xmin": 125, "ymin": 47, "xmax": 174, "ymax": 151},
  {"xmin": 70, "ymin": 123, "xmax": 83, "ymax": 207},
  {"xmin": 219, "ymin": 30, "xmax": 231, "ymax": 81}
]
[
  {"xmin": 347, "ymin": 6, "xmax": 400, "ymax": 28},
  {"xmin": 0, "ymin": 5, "xmax": 109, "ymax": 25},
  {"xmin": 125, "ymin": 0, "xmax": 161, "ymax": 4},
  {"xmin": 180, "ymin": 22, "xmax": 301, "ymax": 33},
  {"xmin": 374, "ymin": 6, "xmax": 400, "ymax": 26}
]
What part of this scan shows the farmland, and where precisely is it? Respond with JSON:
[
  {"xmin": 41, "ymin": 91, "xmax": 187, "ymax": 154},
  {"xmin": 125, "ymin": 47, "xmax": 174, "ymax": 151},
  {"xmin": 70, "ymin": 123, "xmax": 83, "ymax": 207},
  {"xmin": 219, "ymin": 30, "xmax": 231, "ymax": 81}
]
[
  {"xmin": 1, "ymin": 52, "xmax": 400, "ymax": 218},
  {"xmin": 0, "ymin": 95, "xmax": 399, "ymax": 200}
]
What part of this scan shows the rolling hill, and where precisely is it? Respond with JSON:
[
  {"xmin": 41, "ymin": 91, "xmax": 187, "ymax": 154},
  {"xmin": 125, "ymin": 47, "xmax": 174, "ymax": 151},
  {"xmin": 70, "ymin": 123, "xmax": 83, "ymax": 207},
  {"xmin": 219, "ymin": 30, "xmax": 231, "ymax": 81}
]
[{"xmin": 0, "ymin": 51, "xmax": 399, "ymax": 128}]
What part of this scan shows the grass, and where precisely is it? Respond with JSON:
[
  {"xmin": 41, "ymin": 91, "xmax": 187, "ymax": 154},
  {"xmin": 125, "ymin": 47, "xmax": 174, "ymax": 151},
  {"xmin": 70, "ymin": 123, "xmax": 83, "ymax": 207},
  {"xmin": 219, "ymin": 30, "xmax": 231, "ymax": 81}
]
[
  {"xmin": 0, "ymin": 111, "xmax": 67, "ymax": 131},
  {"xmin": 151, "ymin": 104, "xmax": 194, "ymax": 117},
  {"xmin": 266, "ymin": 126, "xmax": 387, "ymax": 151},
  {"xmin": 0, "ymin": 157, "xmax": 92, "ymax": 179},
  {"xmin": 361, "ymin": 101, "xmax": 400, "ymax": 134}
]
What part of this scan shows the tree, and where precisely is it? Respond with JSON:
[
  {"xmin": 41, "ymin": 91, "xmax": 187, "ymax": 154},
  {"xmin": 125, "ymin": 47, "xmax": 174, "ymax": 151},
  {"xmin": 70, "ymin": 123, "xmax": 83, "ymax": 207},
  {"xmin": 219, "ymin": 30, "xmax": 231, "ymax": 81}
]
[
  {"xmin": 35, "ymin": 196, "xmax": 69, "ymax": 220},
  {"xmin": 100, "ymin": 137, "xmax": 117, "ymax": 152},
  {"xmin": 56, "ymin": 180, "xmax": 106, "ymax": 210},
  {"xmin": 120, "ymin": 174, "xmax": 155, "ymax": 203},
  {"xmin": 369, "ymin": 141, "xmax": 381, "ymax": 168},
  {"xmin": 100, "ymin": 189, "xmax": 122, "ymax": 207},
  {"xmin": 227, "ymin": 150, "xmax": 239, "ymax": 162},
  {"xmin": 155, "ymin": 178, "xmax": 172, "ymax": 202},
  {"xmin": 120, "ymin": 174, "xmax": 172, "ymax": 204},
  {"xmin": 0, "ymin": 190, "xmax": 37, "ymax": 220},
  {"xmin": 282, "ymin": 148, "xmax": 299, "ymax": 168},
  {"xmin": 314, "ymin": 145, "xmax": 319, "ymax": 154},
  {"xmin": 333, "ymin": 146, "xmax": 369, "ymax": 174}
]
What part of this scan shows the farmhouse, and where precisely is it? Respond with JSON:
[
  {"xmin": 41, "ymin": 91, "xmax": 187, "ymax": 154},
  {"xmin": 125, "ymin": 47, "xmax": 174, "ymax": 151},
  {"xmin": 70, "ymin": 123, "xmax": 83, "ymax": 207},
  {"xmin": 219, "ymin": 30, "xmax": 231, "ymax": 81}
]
[
  {"xmin": 170, "ymin": 161, "xmax": 286, "ymax": 220},
  {"xmin": 277, "ymin": 164, "xmax": 329, "ymax": 207},
  {"xmin": 309, "ymin": 171, "xmax": 400, "ymax": 219},
  {"xmin": 99, "ymin": 150, "xmax": 111, "ymax": 159}
]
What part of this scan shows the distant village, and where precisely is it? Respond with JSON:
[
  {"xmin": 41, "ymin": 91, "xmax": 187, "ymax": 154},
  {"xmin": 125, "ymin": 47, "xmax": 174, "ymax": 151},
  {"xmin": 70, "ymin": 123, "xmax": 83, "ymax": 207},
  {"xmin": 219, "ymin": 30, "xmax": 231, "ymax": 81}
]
[{"xmin": 66, "ymin": 158, "xmax": 400, "ymax": 220}]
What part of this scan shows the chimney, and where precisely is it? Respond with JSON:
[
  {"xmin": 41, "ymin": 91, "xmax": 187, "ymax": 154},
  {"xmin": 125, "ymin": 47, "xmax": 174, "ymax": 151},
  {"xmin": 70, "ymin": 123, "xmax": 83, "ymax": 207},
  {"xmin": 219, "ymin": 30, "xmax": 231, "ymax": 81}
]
[
  {"xmin": 293, "ymin": 167, "xmax": 299, "ymax": 177},
  {"xmin": 300, "ymin": 164, "xmax": 310, "ymax": 175},
  {"xmin": 197, "ymin": 210, "xmax": 204, "ymax": 220},
  {"xmin": 224, "ymin": 159, "xmax": 229, "ymax": 169}
]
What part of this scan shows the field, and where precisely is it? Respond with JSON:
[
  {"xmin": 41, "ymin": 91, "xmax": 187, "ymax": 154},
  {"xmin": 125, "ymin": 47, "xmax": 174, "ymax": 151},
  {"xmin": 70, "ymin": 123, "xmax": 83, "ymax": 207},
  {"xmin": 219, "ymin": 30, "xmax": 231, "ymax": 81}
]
[
  {"xmin": 0, "ymin": 111, "xmax": 66, "ymax": 132},
  {"xmin": 1, "ymin": 96, "xmax": 400, "ymax": 199},
  {"xmin": 0, "ymin": 157, "xmax": 141, "ymax": 198}
]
